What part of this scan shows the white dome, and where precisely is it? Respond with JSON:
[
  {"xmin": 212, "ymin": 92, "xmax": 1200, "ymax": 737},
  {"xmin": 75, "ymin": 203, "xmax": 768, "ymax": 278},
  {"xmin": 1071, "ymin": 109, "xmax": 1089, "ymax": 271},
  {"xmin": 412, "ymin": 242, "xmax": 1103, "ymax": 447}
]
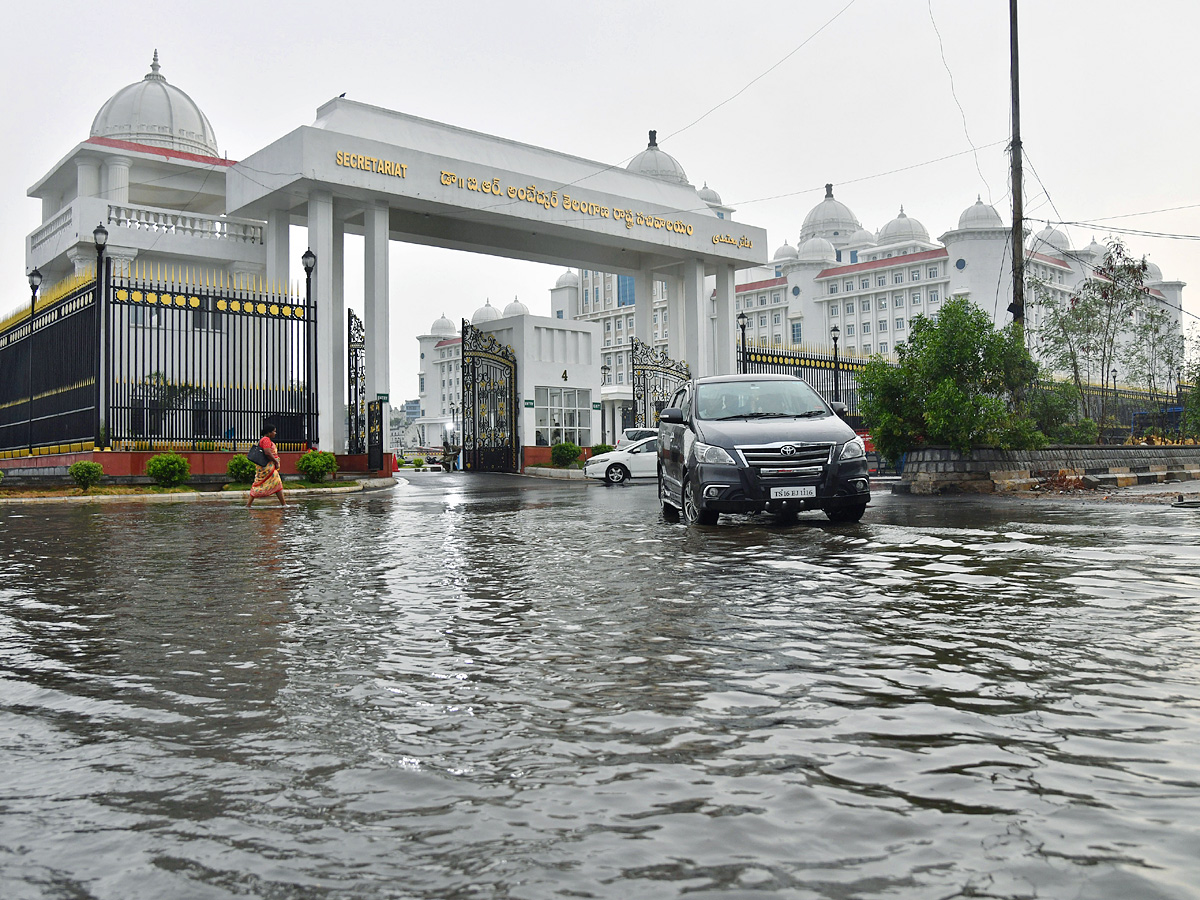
[
  {"xmin": 472, "ymin": 299, "xmax": 500, "ymax": 324},
  {"xmin": 1145, "ymin": 260, "xmax": 1163, "ymax": 282},
  {"xmin": 773, "ymin": 241, "xmax": 798, "ymax": 261},
  {"xmin": 958, "ymin": 196, "xmax": 1004, "ymax": 230},
  {"xmin": 1084, "ymin": 238, "xmax": 1108, "ymax": 260},
  {"xmin": 555, "ymin": 269, "xmax": 579, "ymax": 288},
  {"xmin": 503, "ymin": 297, "xmax": 529, "ymax": 317},
  {"xmin": 626, "ymin": 130, "xmax": 689, "ymax": 186},
  {"xmin": 698, "ymin": 182, "xmax": 722, "ymax": 205},
  {"xmin": 878, "ymin": 207, "xmax": 929, "ymax": 244},
  {"xmin": 429, "ymin": 313, "xmax": 457, "ymax": 337},
  {"xmin": 1028, "ymin": 226, "xmax": 1070, "ymax": 255},
  {"xmin": 847, "ymin": 228, "xmax": 877, "ymax": 247},
  {"xmin": 90, "ymin": 51, "xmax": 220, "ymax": 156},
  {"xmin": 796, "ymin": 236, "xmax": 837, "ymax": 263},
  {"xmin": 800, "ymin": 184, "xmax": 860, "ymax": 241}
]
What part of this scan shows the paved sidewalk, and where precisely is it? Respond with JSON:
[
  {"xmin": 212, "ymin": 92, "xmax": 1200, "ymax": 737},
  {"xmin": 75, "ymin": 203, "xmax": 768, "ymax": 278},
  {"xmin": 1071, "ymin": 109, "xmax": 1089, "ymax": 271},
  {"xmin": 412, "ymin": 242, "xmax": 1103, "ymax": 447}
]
[{"xmin": 0, "ymin": 476, "xmax": 398, "ymax": 506}]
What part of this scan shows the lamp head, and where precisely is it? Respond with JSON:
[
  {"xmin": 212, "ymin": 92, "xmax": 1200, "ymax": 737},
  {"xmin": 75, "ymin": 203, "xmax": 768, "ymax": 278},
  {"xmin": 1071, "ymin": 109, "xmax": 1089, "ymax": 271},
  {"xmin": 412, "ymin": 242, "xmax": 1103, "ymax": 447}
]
[
  {"xmin": 93, "ymin": 223, "xmax": 108, "ymax": 249},
  {"xmin": 737, "ymin": 310, "xmax": 747, "ymax": 324},
  {"xmin": 830, "ymin": 324, "xmax": 840, "ymax": 338},
  {"xmin": 302, "ymin": 248, "xmax": 317, "ymax": 273},
  {"xmin": 28, "ymin": 267, "xmax": 43, "ymax": 290}
]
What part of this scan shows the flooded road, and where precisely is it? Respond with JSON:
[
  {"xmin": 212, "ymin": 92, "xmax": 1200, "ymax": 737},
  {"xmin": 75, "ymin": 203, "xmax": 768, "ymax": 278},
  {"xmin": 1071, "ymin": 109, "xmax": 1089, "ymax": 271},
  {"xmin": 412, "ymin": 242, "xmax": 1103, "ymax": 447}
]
[{"xmin": 2, "ymin": 475, "xmax": 1199, "ymax": 899}]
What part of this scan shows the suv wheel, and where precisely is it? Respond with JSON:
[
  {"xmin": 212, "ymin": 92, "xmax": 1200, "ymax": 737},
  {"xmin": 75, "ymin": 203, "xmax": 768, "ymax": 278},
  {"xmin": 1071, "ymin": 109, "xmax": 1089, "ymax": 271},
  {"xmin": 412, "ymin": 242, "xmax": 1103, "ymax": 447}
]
[
  {"xmin": 826, "ymin": 503, "xmax": 866, "ymax": 524},
  {"xmin": 659, "ymin": 469, "xmax": 680, "ymax": 522},
  {"xmin": 683, "ymin": 478, "xmax": 719, "ymax": 526}
]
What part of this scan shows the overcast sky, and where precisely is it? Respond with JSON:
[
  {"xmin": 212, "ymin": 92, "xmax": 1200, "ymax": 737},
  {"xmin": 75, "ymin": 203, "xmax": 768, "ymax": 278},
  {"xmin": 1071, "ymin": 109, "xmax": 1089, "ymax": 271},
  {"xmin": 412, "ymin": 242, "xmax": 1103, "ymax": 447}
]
[{"xmin": 3, "ymin": 0, "xmax": 1197, "ymax": 399}]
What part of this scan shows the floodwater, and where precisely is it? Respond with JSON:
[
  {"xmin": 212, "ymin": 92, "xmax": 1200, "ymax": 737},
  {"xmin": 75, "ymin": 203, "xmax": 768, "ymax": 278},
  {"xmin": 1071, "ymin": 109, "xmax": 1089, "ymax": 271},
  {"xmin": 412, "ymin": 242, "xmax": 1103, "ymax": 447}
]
[{"xmin": 1, "ymin": 475, "xmax": 1199, "ymax": 900}]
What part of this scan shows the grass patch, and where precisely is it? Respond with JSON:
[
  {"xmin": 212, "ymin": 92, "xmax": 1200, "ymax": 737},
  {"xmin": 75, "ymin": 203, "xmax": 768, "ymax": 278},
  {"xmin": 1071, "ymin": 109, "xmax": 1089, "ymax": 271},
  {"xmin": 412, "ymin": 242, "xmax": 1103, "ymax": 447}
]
[{"xmin": 0, "ymin": 485, "xmax": 194, "ymax": 499}]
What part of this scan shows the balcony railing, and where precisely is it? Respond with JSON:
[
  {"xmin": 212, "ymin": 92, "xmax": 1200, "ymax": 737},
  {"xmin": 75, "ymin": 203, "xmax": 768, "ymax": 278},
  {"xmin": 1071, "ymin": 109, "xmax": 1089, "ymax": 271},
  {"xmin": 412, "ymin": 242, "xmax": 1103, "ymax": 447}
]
[
  {"xmin": 30, "ymin": 206, "xmax": 74, "ymax": 252},
  {"xmin": 108, "ymin": 204, "xmax": 263, "ymax": 244}
]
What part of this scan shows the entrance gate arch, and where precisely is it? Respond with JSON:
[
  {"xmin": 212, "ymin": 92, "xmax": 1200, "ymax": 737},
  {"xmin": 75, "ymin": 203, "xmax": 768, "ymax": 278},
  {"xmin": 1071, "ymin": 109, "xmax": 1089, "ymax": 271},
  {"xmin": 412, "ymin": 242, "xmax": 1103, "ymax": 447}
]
[{"xmin": 461, "ymin": 319, "xmax": 518, "ymax": 472}]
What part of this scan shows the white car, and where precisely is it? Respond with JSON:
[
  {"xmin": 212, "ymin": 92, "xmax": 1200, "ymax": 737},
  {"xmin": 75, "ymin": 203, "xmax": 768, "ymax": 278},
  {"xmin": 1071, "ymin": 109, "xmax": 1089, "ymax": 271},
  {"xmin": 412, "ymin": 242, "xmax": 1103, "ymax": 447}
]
[
  {"xmin": 615, "ymin": 427, "xmax": 656, "ymax": 446},
  {"xmin": 584, "ymin": 436, "xmax": 658, "ymax": 484}
]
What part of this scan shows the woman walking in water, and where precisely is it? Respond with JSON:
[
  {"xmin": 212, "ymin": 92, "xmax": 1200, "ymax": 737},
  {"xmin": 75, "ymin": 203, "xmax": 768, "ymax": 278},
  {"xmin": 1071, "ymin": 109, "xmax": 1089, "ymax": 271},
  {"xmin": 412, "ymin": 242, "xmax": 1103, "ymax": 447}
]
[{"xmin": 247, "ymin": 423, "xmax": 286, "ymax": 507}]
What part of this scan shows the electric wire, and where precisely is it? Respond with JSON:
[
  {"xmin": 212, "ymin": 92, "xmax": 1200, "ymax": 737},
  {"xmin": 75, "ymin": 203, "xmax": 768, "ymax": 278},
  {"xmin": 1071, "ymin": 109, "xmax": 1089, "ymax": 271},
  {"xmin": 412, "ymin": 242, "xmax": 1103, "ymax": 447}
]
[{"xmin": 927, "ymin": 0, "xmax": 992, "ymax": 204}]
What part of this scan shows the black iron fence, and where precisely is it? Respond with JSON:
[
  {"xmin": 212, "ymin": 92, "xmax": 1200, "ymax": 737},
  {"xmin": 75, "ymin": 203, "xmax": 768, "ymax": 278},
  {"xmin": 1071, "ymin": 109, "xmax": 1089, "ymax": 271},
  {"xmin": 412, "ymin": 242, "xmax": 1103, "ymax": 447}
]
[
  {"xmin": 0, "ymin": 266, "xmax": 317, "ymax": 457},
  {"xmin": 738, "ymin": 340, "xmax": 869, "ymax": 429}
]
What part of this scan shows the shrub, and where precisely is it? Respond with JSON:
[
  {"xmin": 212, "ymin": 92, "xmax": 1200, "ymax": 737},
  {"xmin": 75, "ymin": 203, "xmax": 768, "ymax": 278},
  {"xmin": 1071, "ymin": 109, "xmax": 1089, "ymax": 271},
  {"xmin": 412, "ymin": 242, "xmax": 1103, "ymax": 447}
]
[
  {"xmin": 296, "ymin": 450, "xmax": 338, "ymax": 482},
  {"xmin": 226, "ymin": 455, "xmax": 256, "ymax": 484},
  {"xmin": 145, "ymin": 452, "xmax": 190, "ymax": 487},
  {"xmin": 1050, "ymin": 417, "xmax": 1100, "ymax": 445},
  {"xmin": 413, "ymin": 457, "xmax": 425, "ymax": 467},
  {"xmin": 69, "ymin": 461, "xmax": 104, "ymax": 491},
  {"xmin": 591, "ymin": 443, "xmax": 615, "ymax": 456},
  {"xmin": 551, "ymin": 441, "xmax": 582, "ymax": 468}
]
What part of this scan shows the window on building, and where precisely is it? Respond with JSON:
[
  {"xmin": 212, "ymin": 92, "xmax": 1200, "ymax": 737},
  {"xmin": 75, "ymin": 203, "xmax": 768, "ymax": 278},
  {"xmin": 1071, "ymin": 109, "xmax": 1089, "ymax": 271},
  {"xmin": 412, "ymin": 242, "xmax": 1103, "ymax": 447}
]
[
  {"xmin": 929, "ymin": 289, "xmax": 940, "ymax": 303},
  {"xmin": 862, "ymin": 322, "xmax": 871, "ymax": 334},
  {"xmin": 894, "ymin": 294, "xmax": 904, "ymax": 307},
  {"xmin": 911, "ymin": 291, "xmax": 922, "ymax": 305},
  {"xmin": 911, "ymin": 268, "xmax": 921, "ymax": 281},
  {"xmin": 877, "ymin": 275, "xmax": 887, "ymax": 287},
  {"xmin": 861, "ymin": 278, "xmax": 870, "ymax": 290},
  {"xmin": 878, "ymin": 296, "xmax": 888, "ymax": 309},
  {"xmin": 627, "ymin": 316, "xmax": 634, "ymax": 329},
  {"xmin": 928, "ymin": 266, "xmax": 939, "ymax": 278},
  {"xmin": 846, "ymin": 324, "xmax": 855, "ymax": 336},
  {"xmin": 773, "ymin": 312, "xmax": 781, "ymax": 325},
  {"xmin": 556, "ymin": 310, "xmax": 563, "ymax": 319},
  {"xmin": 894, "ymin": 272, "xmax": 903, "ymax": 284},
  {"xmin": 829, "ymin": 284, "xmax": 839, "ymax": 294},
  {"xmin": 594, "ymin": 287, "xmax": 599, "ymax": 301},
  {"xmin": 759, "ymin": 296, "xmax": 767, "ymax": 306},
  {"xmin": 616, "ymin": 372, "xmax": 624, "ymax": 383},
  {"xmin": 534, "ymin": 386, "xmax": 592, "ymax": 448},
  {"xmin": 878, "ymin": 319, "xmax": 887, "ymax": 332},
  {"xmin": 772, "ymin": 292, "xmax": 781, "ymax": 303},
  {"xmin": 605, "ymin": 320, "xmax": 611, "ymax": 331},
  {"xmin": 773, "ymin": 334, "xmax": 782, "ymax": 344},
  {"xmin": 845, "ymin": 303, "xmax": 854, "ymax": 315},
  {"xmin": 879, "ymin": 341, "xmax": 888, "ymax": 354},
  {"xmin": 844, "ymin": 281, "xmax": 854, "ymax": 292},
  {"xmin": 759, "ymin": 315, "xmax": 767, "ymax": 327},
  {"xmin": 604, "ymin": 338, "xmax": 611, "ymax": 347},
  {"xmin": 895, "ymin": 318, "xmax": 905, "ymax": 330},
  {"xmin": 830, "ymin": 304, "xmax": 839, "ymax": 316},
  {"xmin": 734, "ymin": 299, "xmax": 740, "ymax": 310},
  {"xmin": 419, "ymin": 375, "xmax": 424, "ymax": 392},
  {"xmin": 861, "ymin": 299, "xmax": 871, "ymax": 312},
  {"xmin": 792, "ymin": 322, "xmax": 802, "ymax": 343},
  {"xmin": 862, "ymin": 343, "xmax": 870, "ymax": 354}
]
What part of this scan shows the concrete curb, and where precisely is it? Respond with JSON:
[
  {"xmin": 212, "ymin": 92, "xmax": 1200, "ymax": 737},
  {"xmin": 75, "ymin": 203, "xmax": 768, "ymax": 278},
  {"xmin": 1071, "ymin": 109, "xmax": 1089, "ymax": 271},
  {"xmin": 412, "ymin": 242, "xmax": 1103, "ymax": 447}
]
[
  {"xmin": 523, "ymin": 466, "xmax": 586, "ymax": 480},
  {"xmin": 0, "ymin": 477, "xmax": 398, "ymax": 506}
]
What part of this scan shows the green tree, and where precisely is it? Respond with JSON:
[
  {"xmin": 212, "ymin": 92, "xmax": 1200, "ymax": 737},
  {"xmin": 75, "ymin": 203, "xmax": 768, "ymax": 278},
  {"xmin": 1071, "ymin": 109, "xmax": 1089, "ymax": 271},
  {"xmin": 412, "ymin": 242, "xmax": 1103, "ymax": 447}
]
[
  {"xmin": 1030, "ymin": 239, "xmax": 1148, "ymax": 429},
  {"xmin": 1125, "ymin": 303, "xmax": 1185, "ymax": 432},
  {"xmin": 858, "ymin": 296, "xmax": 1041, "ymax": 460}
]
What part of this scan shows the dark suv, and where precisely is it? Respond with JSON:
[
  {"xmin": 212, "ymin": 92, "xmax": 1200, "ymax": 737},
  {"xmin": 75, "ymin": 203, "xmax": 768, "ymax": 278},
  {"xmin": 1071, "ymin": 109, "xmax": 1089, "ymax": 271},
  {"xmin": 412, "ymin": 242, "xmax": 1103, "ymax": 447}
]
[{"xmin": 658, "ymin": 374, "xmax": 870, "ymax": 525}]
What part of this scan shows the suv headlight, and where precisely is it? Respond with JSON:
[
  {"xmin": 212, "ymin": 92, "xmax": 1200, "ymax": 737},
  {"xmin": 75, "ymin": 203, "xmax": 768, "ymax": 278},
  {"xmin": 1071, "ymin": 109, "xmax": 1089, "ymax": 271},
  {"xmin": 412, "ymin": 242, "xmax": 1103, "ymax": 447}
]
[
  {"xmin": 840, "ymin": 436, "xmax": 866, "ymax": 461},
  {"xmin": 693, "ymin": 441, "xmax": 736, "ymax": 466}
]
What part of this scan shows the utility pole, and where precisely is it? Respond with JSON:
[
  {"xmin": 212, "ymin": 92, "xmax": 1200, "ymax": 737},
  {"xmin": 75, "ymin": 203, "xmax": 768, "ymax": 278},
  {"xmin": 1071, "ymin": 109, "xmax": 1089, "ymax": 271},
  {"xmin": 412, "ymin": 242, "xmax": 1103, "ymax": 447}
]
[{"xmin": 1008, "ymin": 0, "xmax": 1025, "ymax": 326}]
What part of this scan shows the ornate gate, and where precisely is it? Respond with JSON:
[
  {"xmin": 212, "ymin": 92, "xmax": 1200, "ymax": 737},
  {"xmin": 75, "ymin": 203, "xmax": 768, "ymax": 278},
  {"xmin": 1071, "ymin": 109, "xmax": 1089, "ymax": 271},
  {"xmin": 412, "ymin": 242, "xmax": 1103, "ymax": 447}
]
[
  {"xmin": 631, "ymin": 337, "xmax": 690, "ymax": 427},
  {"xmin": 461, "ymin": 319, "xmax": 518, "ymax": 472},
  {"xmin": 347, "ymin": 309, "xmax": 366, "ymax": 454}
]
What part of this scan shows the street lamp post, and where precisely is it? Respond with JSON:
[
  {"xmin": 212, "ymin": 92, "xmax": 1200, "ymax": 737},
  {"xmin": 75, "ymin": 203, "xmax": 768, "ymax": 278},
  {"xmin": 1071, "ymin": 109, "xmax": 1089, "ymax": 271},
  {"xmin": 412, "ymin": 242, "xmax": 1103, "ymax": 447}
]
[
  {"xmin": 27, "ymin": 267, "xmax": 42, "ymax": 455},
  {"xmin": 600, "ymin": 363, "xmax": 611, "ymax": 443},
  {"xmin": 93, "ymin": 224, "xmax": 107, "ymax": 447},
  {"xmin": 302, "ymin": 248, "xmax": 317, "ymax": 447},
  {"xmin": 737, "ymin": 311, "xmax": 748, "ymax": 373},
  {"xmin": 830, "ymin": 325, "xmax": 841, "ymax": 404}
]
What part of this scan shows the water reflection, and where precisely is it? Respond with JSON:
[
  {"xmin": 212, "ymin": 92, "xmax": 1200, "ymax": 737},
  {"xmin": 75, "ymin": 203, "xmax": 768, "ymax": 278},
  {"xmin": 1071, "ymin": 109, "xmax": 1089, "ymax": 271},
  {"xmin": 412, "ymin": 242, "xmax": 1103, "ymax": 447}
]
[{"xmin": 1, "ymin": 480, "xmax": 1198, "ymax": 899}]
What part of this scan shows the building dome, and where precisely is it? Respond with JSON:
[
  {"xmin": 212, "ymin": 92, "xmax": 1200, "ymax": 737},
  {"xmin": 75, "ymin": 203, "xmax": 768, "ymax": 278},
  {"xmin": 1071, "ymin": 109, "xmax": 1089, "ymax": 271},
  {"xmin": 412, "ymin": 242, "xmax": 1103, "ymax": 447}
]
[
  {"xmin": 878, "ymin": 207, "xmax": 929, "ymax": 244},
  {"xmin": 773, "ymin": 241, "xmax": 798, "ymax": 261},
  {"xmin": 472, "ymin": 299, "xmax": 500, "ymax": 324},
  {"xmin": 1028, "ymin": 225, "xmax": 1070, "ymax": 255},
  {"xmin": 697, "ymin": 182, "xmax": 722, "ymax": 205},
  {"xmin": 1084, "ymin": 238, "xmax": 1108, "ymax": 260},
  {"xmin": 503, "ymin": 296, "xmax": 529, "ymax": 317},
  {"xmin": 847, "ymin": 228, "xmax": 876, "ymax": 247},
  {"xmin": 90, "ymin": 51, "xmax": 220, "ymax": 157},
  {"xmin": 555, "ymin": 269, "xmax": 579, "ymax": 288},
  {"xmin": 958, "ymin": 196, "xmax": 1004, "ymax": 230},
  {"xmin": 429, "ymin": 313, "xmax": 457, "ymax": 337},
  {"xmin": 1145, "ymin": 260, "xmax": 1163, "ymax": 282},
  {"xmin": 796, "ymin": 236, "xmax": 837, "ymax": 263},
  {"xmin": 800, "ymin": 184, "xmax": 860, "ymax": 240},
  {"xmin": 626, "ymin": 130, "xmax": 689, "ymax": 186}
]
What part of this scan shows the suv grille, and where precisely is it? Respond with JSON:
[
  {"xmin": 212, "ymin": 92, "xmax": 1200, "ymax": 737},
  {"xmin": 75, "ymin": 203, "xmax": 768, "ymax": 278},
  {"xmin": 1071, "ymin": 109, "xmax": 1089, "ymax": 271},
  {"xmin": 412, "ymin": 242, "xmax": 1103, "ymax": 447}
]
[{"xmin": 738, "ymin": 442, "xmax": 834, "ymax": 477}]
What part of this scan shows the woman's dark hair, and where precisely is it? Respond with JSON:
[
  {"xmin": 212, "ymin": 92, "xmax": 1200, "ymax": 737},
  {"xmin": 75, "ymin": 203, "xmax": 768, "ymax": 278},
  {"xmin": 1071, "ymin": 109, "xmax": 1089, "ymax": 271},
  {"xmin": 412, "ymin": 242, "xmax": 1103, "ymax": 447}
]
[{"xmin": 261, "ymin": 422, "xmax": 276, "ymax": 436}]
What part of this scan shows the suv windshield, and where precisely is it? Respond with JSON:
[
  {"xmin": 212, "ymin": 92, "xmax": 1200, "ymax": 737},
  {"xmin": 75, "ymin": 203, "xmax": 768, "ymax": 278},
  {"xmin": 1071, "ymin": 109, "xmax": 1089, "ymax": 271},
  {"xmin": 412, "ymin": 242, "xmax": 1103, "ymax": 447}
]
[{"xmin": 695, "ymin": 380, "xmax": 829, "ymax": 420}]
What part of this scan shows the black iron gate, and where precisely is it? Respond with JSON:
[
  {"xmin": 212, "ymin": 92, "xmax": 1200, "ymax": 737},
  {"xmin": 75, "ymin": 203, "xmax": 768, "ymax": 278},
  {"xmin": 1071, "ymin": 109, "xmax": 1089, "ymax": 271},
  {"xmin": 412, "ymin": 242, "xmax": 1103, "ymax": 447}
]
[
  {"xmin": 461, "ymin": 319, "xmax": 517, "ymax": 472},
  {"xmin": 738, "ymin": 339, "xmax": 867, "ymax": 429},
  {"xmin": 631, "ymin": 337, "xmax": 690, "ymax": 427},
  {"xmin": 367, "ymin": 399, "xmax": 383, "ymax": 471},
  {"xmin": 348, "ymin": 309, "xmax": 366, "ymax": 454}
]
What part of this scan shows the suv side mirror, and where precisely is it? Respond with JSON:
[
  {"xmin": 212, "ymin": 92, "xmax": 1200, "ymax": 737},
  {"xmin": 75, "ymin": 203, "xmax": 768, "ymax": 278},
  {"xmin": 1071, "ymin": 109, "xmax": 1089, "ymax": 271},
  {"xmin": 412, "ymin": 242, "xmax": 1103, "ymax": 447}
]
[
  {"xmin": 659, "ymin": 407, "xmax": 684, "ymax": 424},
  {"xmin": 830, "ymin": 400, "xmax": 848, "ymax": 416}
]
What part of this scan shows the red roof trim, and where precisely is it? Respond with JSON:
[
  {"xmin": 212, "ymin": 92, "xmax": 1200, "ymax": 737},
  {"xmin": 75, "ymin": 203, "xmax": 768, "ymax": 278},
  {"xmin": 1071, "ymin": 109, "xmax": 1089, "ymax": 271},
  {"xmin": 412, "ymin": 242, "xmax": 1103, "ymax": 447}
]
[
  {"xmin": 1026, "ymin": 251, "xmax": 1072, "ymax": 271},
  {"xmin": 434, "ymin": 337, "xmax": 462, "ymax": 348},
  {"xmin": 735, "ymin": 276, "xmax": 787, "ymax": 293},
  {"xmin": 816, "ymin": 248, "xmax": 947, "ymax": 279},
  {"xmin": 85, "ymin": 136, "xmax": 236, "ymax": 167}
]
